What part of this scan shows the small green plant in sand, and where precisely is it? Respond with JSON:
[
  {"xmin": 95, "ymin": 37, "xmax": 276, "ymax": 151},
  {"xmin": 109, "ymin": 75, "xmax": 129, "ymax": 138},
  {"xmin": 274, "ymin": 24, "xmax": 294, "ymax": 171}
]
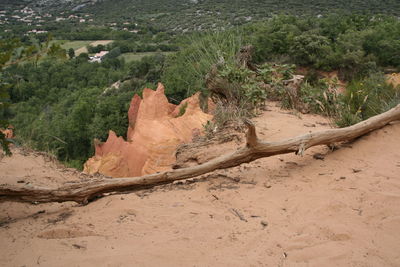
[{"xmin": 177, "ymin": 102, "xmax": 188, "ymax": 117}]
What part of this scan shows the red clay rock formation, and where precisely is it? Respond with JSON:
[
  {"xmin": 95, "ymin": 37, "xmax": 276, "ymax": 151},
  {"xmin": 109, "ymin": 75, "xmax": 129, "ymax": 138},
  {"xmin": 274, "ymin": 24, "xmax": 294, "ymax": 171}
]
[{"xmin": 84, "ymin": 83, "xmax": 212, "ymax": 177}]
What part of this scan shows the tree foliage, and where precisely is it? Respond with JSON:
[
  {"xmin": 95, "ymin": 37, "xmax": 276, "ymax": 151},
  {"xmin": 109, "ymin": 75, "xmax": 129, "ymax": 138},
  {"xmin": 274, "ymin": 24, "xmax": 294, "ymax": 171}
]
[
  {"xmin": 4, "ymin": 49, "xmax": 164, "ymax": 167},
  {"xmin": 0, "ymin": 36, "xmax": 67, "ymax": 155}
]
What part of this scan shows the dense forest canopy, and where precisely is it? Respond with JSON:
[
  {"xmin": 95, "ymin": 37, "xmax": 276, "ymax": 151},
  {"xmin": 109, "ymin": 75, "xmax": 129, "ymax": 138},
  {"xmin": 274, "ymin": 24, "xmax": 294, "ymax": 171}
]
[
  {"xmin": 2, "ymin": 0, "xmax": 400, "ymax": 38},
  {"xmin": 85, "ymin": 0, "xmax": 400, "ymax": 30}
]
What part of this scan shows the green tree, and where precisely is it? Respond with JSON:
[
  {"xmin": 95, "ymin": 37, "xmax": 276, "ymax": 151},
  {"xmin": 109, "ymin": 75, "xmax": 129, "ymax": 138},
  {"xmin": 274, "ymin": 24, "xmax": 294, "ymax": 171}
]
[
  {"xmin": 68, "ymin": 48, "xmax": 75, "ymax": 59},
  {"xmin": 0, "ymin": 38, "xmax": 23, "ymax": 155},
  {"xmin": 289, "ymin": 33, "xmax": 332, "ymax": 68},
  {"xmin": 104, "ymin": 47, "xmax": 121, "ymax": 60}
]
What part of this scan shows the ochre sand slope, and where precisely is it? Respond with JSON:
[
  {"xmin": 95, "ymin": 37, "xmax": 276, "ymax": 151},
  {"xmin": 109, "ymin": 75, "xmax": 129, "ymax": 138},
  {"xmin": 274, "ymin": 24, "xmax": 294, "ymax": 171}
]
[{"xmin": 1, "ymin": 103, "xmax": 399, "ymax": 266}]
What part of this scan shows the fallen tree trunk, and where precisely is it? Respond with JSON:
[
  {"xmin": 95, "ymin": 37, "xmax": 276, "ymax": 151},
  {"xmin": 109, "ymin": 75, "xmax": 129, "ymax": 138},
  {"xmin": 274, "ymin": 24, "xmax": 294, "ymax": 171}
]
[{"xmin": 1, "ymin": 104, "xmax": 400, "ymax": 204}]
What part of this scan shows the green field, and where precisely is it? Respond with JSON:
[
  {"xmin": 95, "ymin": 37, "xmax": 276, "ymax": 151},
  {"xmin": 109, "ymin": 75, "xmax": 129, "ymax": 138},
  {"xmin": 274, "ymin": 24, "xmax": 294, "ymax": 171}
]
[
  {"xmin": 118, "ymin": 51, "xmax": 174, "ymax": 62},
  {"xmin": 52, "ymin": 40, "xmax": 114, "ymax": 55},
  {"xmin": 53, "ymin": 41, "xmax": 172, "ymax": 60},
  {"xmin": 59, "ymin": 40, "xmax": 93, "ymax": 51}
]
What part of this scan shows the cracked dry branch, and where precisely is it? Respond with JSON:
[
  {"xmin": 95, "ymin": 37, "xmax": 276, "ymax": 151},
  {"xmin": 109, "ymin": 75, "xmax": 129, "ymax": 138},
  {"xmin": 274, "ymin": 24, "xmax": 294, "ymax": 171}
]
[{"xmin": 1, "ymin": 104, "xmax": 400, "ymax": 204}]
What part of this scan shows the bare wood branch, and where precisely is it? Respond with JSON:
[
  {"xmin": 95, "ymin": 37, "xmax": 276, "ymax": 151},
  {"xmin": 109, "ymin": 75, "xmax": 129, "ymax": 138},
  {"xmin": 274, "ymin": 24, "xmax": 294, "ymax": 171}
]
[
  {"xmin": 1, "ymin": 104, "xmax": 400, "ymax": 204},
  {"xmin": 244, "ymin": 118, "xmax": 258, "ymax": 147}
]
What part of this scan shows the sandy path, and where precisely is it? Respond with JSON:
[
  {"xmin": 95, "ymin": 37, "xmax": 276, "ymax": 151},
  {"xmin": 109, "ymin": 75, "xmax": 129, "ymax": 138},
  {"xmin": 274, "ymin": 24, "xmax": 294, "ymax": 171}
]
[
  {"xmin": 75, "ymin": 40, "xmax": 113, "ymax": 55},
  {"xmin": 1, "ymin": 103, "xmax": 399, "ymax": 266}
]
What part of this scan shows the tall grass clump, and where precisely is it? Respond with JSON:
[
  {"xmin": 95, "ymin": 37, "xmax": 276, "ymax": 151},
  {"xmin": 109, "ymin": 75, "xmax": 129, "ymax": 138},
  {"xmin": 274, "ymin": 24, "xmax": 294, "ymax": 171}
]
[
  {"xmin": 278, "ymin": 72, "xmax": 400, "ymax": 128},
  {"xmin": 162, "ymin": 30, "xmax": 244, "ymax": 102},
  {"xmin": 335, "ymin": 73, "xmax": 400, "ymax": 127}
]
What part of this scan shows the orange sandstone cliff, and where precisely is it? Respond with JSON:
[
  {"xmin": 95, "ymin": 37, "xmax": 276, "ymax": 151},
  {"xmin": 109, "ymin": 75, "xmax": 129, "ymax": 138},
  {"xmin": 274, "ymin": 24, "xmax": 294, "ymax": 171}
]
[{"xmin": 83, "ymin": 83, "xmax": 212, "ymax": 177}]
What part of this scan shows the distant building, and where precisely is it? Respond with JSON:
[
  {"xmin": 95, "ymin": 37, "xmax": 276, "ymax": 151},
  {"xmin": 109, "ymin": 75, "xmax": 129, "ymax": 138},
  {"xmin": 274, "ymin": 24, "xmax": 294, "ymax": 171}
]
[
  {"xmin": 89, "ymin": 51, "xmax": 109, "ymax": 63},
  {"xmin": 28, "ymin": 29, "xmax": 48, "ymax": 34}
]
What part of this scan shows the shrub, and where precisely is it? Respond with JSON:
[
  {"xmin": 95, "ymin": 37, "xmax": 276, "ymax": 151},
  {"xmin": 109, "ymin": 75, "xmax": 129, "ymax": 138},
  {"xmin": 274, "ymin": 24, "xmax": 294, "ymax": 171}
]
[
  {"xmin": 177, "ymin": 102, "xmax": 188, "ymax": 117},
  {"xmin": 335, "ymin": 73, "xmax": 400, "ymax": 126},
  {"xmin": 292, "ymin": 72, "xmax": 400, "ymax": 127},
  {"xmin": 289, "ymin": 33, "xmax": 333, "ymax": 68},
  {"xmin": 217, "ymin": 63, "xmax": 267, "ymax": 112},
  {"xmin": 162, "ymin": 30, "xmax": 244, "ymax": 101}
]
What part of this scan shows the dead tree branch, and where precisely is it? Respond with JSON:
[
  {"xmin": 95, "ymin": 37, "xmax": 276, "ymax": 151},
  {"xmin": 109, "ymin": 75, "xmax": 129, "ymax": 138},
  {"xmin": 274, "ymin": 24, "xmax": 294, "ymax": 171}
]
[{"xmin": 1, "ymin": 104, "xmax": 400, "ymax": 204}]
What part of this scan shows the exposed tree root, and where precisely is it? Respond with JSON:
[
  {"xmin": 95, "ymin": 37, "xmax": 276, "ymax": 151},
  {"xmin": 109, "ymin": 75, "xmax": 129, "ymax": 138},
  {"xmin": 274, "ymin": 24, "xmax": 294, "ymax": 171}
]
[{"xmin": 1, "ymin": 104, "xmax": 400, "ymax": 204}]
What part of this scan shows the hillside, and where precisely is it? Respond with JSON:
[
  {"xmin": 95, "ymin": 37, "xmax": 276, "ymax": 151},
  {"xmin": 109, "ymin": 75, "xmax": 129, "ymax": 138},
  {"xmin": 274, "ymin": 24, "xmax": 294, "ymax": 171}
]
[
  {"xmin": 0, "ymin": 0, "xmax": 100, "ymax": 10},
  {"xmin": 1, "ymin": 103, "xmax": 399, "ymax": 266},
  {"xmin": 3, "ymin": 0, "xmax": 400, "ymax": 33},
  {"xmin": 85, "ymin": 0, "xmax": 400, "ymax": 31}
]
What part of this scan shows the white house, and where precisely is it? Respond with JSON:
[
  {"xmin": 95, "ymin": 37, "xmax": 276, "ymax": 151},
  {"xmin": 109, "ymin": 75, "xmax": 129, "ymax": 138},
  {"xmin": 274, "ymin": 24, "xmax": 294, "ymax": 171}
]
[{"xmin": 89, "ymin": 51, "xmax": 109, "ymax": 63}]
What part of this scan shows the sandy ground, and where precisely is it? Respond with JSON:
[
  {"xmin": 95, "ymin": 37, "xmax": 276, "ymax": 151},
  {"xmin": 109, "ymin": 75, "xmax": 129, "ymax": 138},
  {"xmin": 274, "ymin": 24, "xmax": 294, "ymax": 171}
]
[
  {"xmin": 75, "ymin": 40, "xmax": 113, "ymax": 55},
  {"xmin": 1, "ymin": 103, "xmax": 400, "ymax": 267}
]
